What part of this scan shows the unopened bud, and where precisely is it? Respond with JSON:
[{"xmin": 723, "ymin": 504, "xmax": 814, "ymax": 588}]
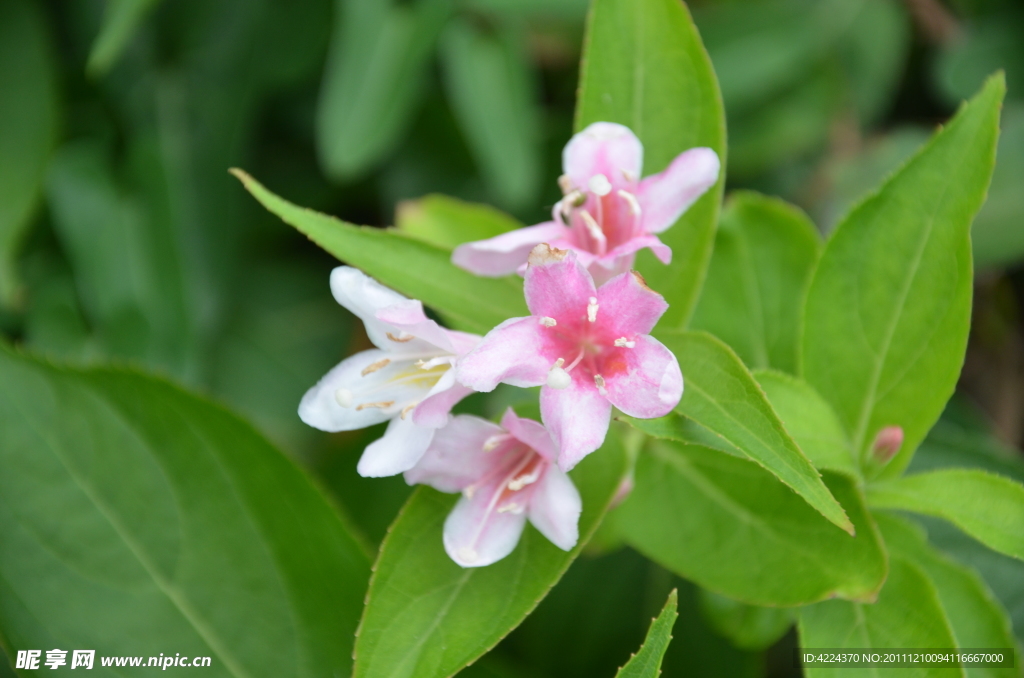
[{"xmin": 871, "ymin": 426, "xmax": 904, "ymax": 464}]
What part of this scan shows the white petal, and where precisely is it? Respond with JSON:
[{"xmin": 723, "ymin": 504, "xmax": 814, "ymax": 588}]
[
  {"xmin": 443, "ymin": 494, "xmax": 527, "ymax": 568},
  {"xmin": 527, "ymin": 467, "xmax": 581, "ymax": 551},
  {"xmin": 404, "ymin": 415, "xmax": 504, "ymax": 492},
  {"xmin": 357, "ymin": 417, "xmax": 435, "ymax": 477}
]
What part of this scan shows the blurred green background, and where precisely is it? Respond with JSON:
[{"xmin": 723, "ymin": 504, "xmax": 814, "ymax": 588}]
[{"xmin": 1, "ymin": 0, "xmax": 1023, "ymax": 675}]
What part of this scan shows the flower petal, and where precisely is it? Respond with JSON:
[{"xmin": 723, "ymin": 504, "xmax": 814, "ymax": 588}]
[
  {"xmin": 595, "ymin": 270, "xmax": 669, "ymax": 338},
  {"xmin": 603, "ymin": 335, "xmax": 683, "ymax": 419},
  {"xmin": 638, "ymin": 147, "xmax": 720, "ymax": 234},
  {"xmin": 445, "ymin": 330, "xmax": 482, "ymax": 356},
  {"xmin": 541, "ymin": 379, "xmax": 612, "ymax": 472},
  {"xmin": 523, "ymin": 246, "xmax": 597, "ymax": 322},
  {"xmin": 404, "ymin": 415, "xmax": 503, "ymax": 492},
  {"xmin": 500, "ymin": 408, "xmax": 558, "ymax": 461},
  {"xmin": 452, "ymin": 222, "xmax": 569, "ymax": 277},
  {"xmin": 527, "ymin": 467, "xmax": 581, "ymax": 551},
  {"xmin": 412, "ymin": 369, "xmax": 473, "ymax": 428},
  {"xmin": 602, "ymin": 234, "xmax": 672, "ymax": 266},
  {"xmin": 563, "ymin": 122, "xmax": 643, "ymax": 192},
  {"xmin": 330, "ymin": 267, "xmax": 417, "ymax": 350},
  {"xmin": 456, "ymin": 317, "xmax": 551, "ymax": 391},
  {"xmin": 375, "ymin": 299, "xmax": 456, "ymax": 354},
  {"xmin": 443, "ymin": 494, "xmax": 527, "ymax": 568},
  {"xmin": 357, "ymin": 417, "xmax": 435, "ymax": 477},
  {"xmin": 298, "ymin": 349, "xmax": 424, "ymax": 432}
]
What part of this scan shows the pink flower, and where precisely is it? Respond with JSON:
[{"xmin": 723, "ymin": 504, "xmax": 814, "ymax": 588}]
[
  {"xmin": 452, "ymin": 122, "xmax": 719, "ymax": 284},
  {"xmin": 299, "ymin": 267, "xmax": 479, "ymax": 477},
  {"xmin": 456, "ymin": 244, "xmax": 683, "ymax": 471},
  {"xmin": 405, "ymin": 409, "xmax": 582, "ymax": 568}
]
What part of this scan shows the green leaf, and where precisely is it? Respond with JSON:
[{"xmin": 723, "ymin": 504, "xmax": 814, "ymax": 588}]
[
  {"xmin": 0, "ymin": 0, "xmax": 59, "ymax": 306},
  {"xmin": 0, "ymin": 345, "xmax": 370, "ymax": 676},
  {"xmin": 396, "ymin": 193, "xmax": 521, "ymax": 251},
  {"xmin": 690, "ymin": 191, "xmax": 821, "ymax": 374},
  {"xmin": 754, "ymin": 369, "xmax": 858, "ymax": 476},
  {"xmin": 352, "ymin": 427, "xmax": 630, "ymax": 678},
  {"xmin": 867, "ymin": 469, "xmax": 1024, "ymax": 562},
  {"xmin": 620, "ymin": 412, "xmax": 742, "ymax": 458},
  {"xmin": 798, "ymin": 557, "xmax": 963, "ymax": 678},
  {"xmin": 618, "ymin": 440, "xmax": 886, "ymax": 606},
  {"xmin": 660, "ymin": 330, "xmax": 853, "ymax": 533},
  {"xmin": 876, "ymin": 512, "xmax": 1021, "ymax": 676},
  {"xmin": 440, "ymin": 18, "xmax": 541, "ymax": 210},
  {"xmin": 576, "ymin": 0, "xmax": 726, "ymax": 328},
  {"xmin": 801, "ymin": 74, "xmax": 1005, "ymax": 477},
  {"xmin": 86, "ymin": 0, "xmax": 164, "ymax": 76},
  {"xmin": 614, "ymin": 589, "xmax": 678, "ymax": 678},
  {"xmin": 698, "ymin": 589, "xmax": 795, "ymax": 652},
  {"xmin": 316, "ymin": 0, "xmax": 452, "ymax": 180},
  {"xmin": 231, "ymin": 169, "xmax": 527, "ymax": 334}
]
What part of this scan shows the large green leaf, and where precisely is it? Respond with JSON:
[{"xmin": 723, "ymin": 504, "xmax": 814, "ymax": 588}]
[
  {"xmin": 440, "ymin": 18, "xmax": 540, "ymax": 210},
  {"xmin": 876, "ymin": 513, "xmax": 1020, "ymax": 677},
  {"xmin": 575, "ymin": 0, "xmax": 726, "ymax": 328},
  {"xmin": 396, "ymin": 194, "xmax": 521, "ymax": 251},
  {"xmin": 352, "ymin": 428, "xmax": 630, "ymax": 678},
  {"xmin": 698, "ymin": 589, "xmax": 795, "ymax": 651},
  {"xmin": 660, "ymin": 330, "xmax": 853, "ymax": 532},
  {"xmin": 754, "ymin": 369, "xmax": 858, "ymax": 477},
  {"xmin": 0, "ymin": 346, "xmax": 370, "ymax": 677},
  {"xmin": 867, "ymin": 469, "xmax": 1024, "ymax": 562},
  {"xmin": 614, "ymin": 590, "xmax": 678, "ymax": 678},
  {"xmin": 618, "ymin": 440, "xmax": 886, "ymax": 606},
  {"xmin": 231, "ymin": 169, "xmax": 527, "ymax": 334},
  {"xmin": 0, "ymin": 0, "xmax": 59, "ymax": 306},
  {"xmin": 316, "ymin": 0, "xmax": 452, "ymax": 180},
  {"xmin": 691, "ymin": 191, "xmax": 821, "ymax": 374},
  {"xmin": 801, "ymin": 74, "xmax": 1004, "ymax": 477},
  {"xmin": 86, "ymin": 0, "xmax": 165, "ymax": 76},
  {"xmin": 798, "ymin": 557, "xmax": 963, "ymax": 678}
]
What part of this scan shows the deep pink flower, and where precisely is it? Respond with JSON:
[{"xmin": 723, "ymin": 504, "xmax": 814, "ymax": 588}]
[
  {"xmin": 456, "ymin": 244, "xmax": 683, "ymax": 470},
  {"xmin": 299, "ymin": 267, "xmax": 479, "ymax": 477},
  {"xmin": 452, "ymin": 122, "xmax": 719, "ymax": 284},
  {"xmin": 405, "ymin": 409, "xmax": 581, "ymax": 568}
]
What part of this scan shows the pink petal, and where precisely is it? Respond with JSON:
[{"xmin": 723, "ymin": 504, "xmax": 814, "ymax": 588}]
[
  {"xmin": 638, "ymin": 147, "xmax": 720, "ymax": 234},
  {"xmin": 563, "ymin": 122, "xmax": 643, "ymax": 192},
  {"xmin": 452, "ymin": 222, "xmax": 569, "ymax": 277},
  {"xmin": 602, "ymin": 234, "xmax": 672, "ymax": 265},
  {"xmin": 500, "ymin": 408, "xmax": 558, "ymax": 461},
  {"xmin": 595, "ymin": 270, "xmax": 668, "ymax": 337},
  {"xmin": 541, "ymin": 379, "xmax": 612, "ymax": 472},
  {"xmin": 603, "ymin": 335, "xmax": 683, "ymax": 419},
  {"xmin": 527, "ymin": 467, "xmax": 581, "ymax": 551},
  {"xmin": 412, "ymin": 370, "xmax": 474, "ymax": 428},
  {"xmin": 523, "ymin": 246, "xmax": 597, "ymax": 322},
  {"xmin": 375, "ymin": 299, "xmax": 456, "ymax": 354},
  {"xmin": 445, "ymin": 329, "xmax": 482, "ymax": 356},
  {"xmin": 456, "ymin": 317, "xmax": 551, "ymax": 391},
  {"xmin": 357, "ymin": 417, "xmax": 435, "ymax": 477},
  {"xmin": 405, "ymin": 415, "xmax": 503, "ymax": 492},
  {"xmin": 443, "ymin": 492, "xmax": 528, "ymax": 568}
]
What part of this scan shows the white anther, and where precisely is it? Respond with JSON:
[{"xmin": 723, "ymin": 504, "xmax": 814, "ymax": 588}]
[
  {"xmin": 400, "ymin": 403, "xmax": 417, "ymax": 420},
  {"xmin": 386, "ymin": 331, "xmax": 414, "ymax": 343},
  {"xmin": 587, "ymin": 297, "xmax": 599, "ymax": 323},
  {"xmin": 356, "ymin": 400, "xmax": 395, "ymax": 411},
  {"xmin": 614, "ymin": 337, "xmax": 636, "ymax": 348},
  {"xmin": 594, "ymin": 374, "xmax": 607, "ymax": 396},
  {"xmin": 482, "ymin": 434, "xmax": 509, "ymax": 452},
  {"xmin": 508, "ymin": 469, "xmax": 541, "ymax": 491},
  {"xmin": 580, "ymin": 210, "xmax": 606, "ymax": 244},
  {"xmin": 497, "ymin": 503, "xmax": 525, "ymax": 515},
  {"xmin": 558, "ymin": 174, "xmax": 575, "ymax": 195},
  {"xmin": 458, "ymin": 547, "xmax": 479, "ymax": 563},
  {"xmin": 415, "ymin": 356, "xmax": 449, "ymax": 370},
  {"xmin": 617, "ymin": 189, "xmax": 641, "ymax": 216},
  {"xmin": 361, "ymin": 358, "xmax": 390, "ymax": 376},
  {"xmin": 621, "ymin": 169, "xmax": 637, "ymax": 183},
  {"xmin": 547, "ymin": 358, "xmax": 572, "ymax": 389},
  {"xmin": 589, "ymin": 174, "xmax": 612, "ymax": 196},
  {"xmin": 334, "ymin": 389, "xmax": 354, "ymax": 408}
]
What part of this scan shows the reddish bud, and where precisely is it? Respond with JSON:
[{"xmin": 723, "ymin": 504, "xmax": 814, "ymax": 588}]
[{"xmin": 871, "ymin": 426, "xmax": 904, "ymax": 464}]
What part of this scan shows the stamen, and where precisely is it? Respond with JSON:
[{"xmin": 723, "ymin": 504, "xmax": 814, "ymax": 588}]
[
  {"xmin": 617, "ymin": 189, "xmax": 641, "ymax": 216},
  {"xmin": 587, "ymin": 297, "xmax": 599, "ymax": 323},
  {"xmin": 334, "ymin": 389, "xmax": 354, "ymax": 408},
  {"xmin": 558, "ymin": 174, "xmax": 574, "ymax": 195},
  {"xmin": 539, "ymin": 316, "xmax": 557, "ymax": 327},
  {"xmin": 614, "ymin": 337, "xmax": 636, "ymax": 348},
  {"xmin": 589, "ymin": 174, "xmax": 612, "ymax": 196},
  {"xmin": 356, "ymin": 400, "xmax": 395, "ymax": 411},
  {"xmin": 621, "ymin": 169, "xmax": 637, "ymax": 183},
  {"xmin": 482, "ymin": 434, "xmax": 511, "ymax": 452},
  {"xmin": 547, "ymin": 358, "xmax": 572, "ymax": 389},
  {"xmin": 497, "ymin": 503, "xmax": 525, "ymax": 514},
  {"xmin": 400, "ymin": 403, "xmax": 418, "ymax": 420},
  {"xmin": 386, "ymin": 331, "xmax": 414, "ymax": 343},
  {"xmin": 594, "ymin": 374, "xmax": 608, "ymax": 396},
  {"xmin": 508, "ymin": 469, "xmax": 541, "ymax": 491},
  {"xmin": 415, "ymin": 356, "xmax": 449, "ymax": 370},
  {"xmin": 361, "ymin": 358, "xmax": 391, "ymax": 376},
  {"xmin": 580, "ymin": 210, "xmax": 605, "ymax": 243},
  {"xmin": 567, "ymin": 189, "xmax": 587, "ymax": 207}
]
